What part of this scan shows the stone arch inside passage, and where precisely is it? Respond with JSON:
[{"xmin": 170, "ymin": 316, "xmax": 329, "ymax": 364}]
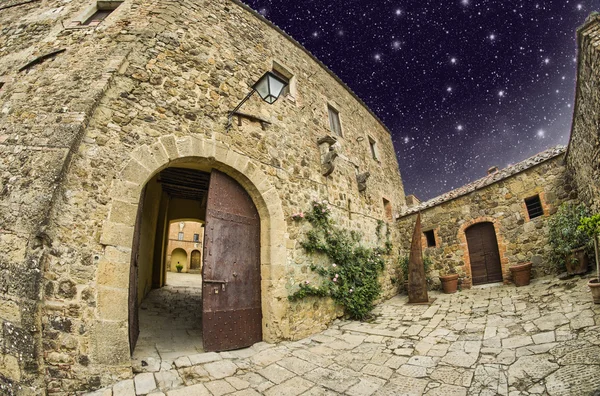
[{"xmin": 97, "ymin": 137, "xmax": 288, "ymax": 365}]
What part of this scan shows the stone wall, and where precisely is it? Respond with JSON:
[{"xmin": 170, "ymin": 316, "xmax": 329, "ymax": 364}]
[
  {"xmin": 165, "ymin": 221, "xmax": 204, "ymax": 272},
  {"xmin": 396, "ymin": 151, "xmax": 576, "ymax": 289},
  {"xmin": 0, "ymin": 0, "xmax": 405, "ymax": 393},
  {"xmin": 566, "ymin": 14, "xmax": 600, "ymax": 212}
]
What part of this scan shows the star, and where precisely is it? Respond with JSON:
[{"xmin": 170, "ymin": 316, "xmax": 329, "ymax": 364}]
[
  {"xmin": 450, "ymin": 57, "xmax": 457, "ymax": 64},
  {"xmin": 403, "ymin": 137, "xmax": 410, "ymax": 144},
  {"xmin": 447, "ymin": 86, "xmax": 453, "ymax": 92},
  {"xmin": 395, "ymin": 8, "xmax": 402, "ymax": 16},
  {"xmin": 543, "ymin": 58, "xmax": 550, "ymax": 64},
  {"xmin": 498, "ymin": 90, "xmax": 505, "ymax": 97},
  {"xmin": 457, "ymin": 125, "xmax": 464, "ymax": 131},
  {"xmin": 577, "ymin": 4, "xmax": 583, "ymax": 10},
  {"xmin": 489, "ymin": 34, "xmax": 496, "ymax": 40},
  {"xmin": 461, "ymin": 0, "xmax": 470, "ymax": 6},
  {"xmin": 392, "ymin": 40, "xmax": 402, "ymax": 50},
  {"xmin": 374, "ymin": 53, "xmax": 382, "ymax": 61},
  {"xmin": 537, "ymin": 129, "xmax": 545, "ymax": 138}
]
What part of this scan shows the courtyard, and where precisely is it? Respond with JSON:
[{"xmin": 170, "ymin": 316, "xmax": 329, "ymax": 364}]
[{"xmin": 89, "ymin": 275, "xmax": 600, "ymax": 396}]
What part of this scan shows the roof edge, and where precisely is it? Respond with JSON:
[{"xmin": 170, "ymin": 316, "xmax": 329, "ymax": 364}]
[
  {"xmin": 228, "ymin": 0, "xmax": 394, "ymax": 137},
  {"xmin": 398, "ymin": 147, "xmax": 566, "ymax": 219}
]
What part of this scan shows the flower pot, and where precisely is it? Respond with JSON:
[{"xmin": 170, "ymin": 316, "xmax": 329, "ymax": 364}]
[
  {"xmin": 510, "ymin": 262, "xmax": 532, "ymax": 287},
  {"xmin": 565, "ymin": 247, "xmax": 589, "ymax": 275},
  {"xmin": 439, "ymin": 274, "xmax": 459, "ymax": 294},
  {"xmin": 589, "ymin": 279, "xmax": 600, "ymax": 304}
]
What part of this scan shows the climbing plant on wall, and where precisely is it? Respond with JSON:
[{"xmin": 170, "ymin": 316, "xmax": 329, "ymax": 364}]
[{"xmin": 288, "ymin": 201, "xmax": 392, "ymax": 320}]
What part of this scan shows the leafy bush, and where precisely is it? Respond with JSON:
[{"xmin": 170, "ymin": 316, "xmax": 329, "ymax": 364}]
[
  {"xmin": 288, "ymin": 201, "xmax": 390, "ymax": 320},
  {"xmin": 548, "ymin": 203, "xmax": 593, "ymax": 271}
]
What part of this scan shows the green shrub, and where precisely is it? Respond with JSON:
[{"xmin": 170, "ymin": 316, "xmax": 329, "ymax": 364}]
[
  {"xmin": 288, "ymin": 201, "xmax": 390, "ymax": 320},
  {"xmin": 548, "ymin": 203, "xmax": 593, "ymax": 271}
]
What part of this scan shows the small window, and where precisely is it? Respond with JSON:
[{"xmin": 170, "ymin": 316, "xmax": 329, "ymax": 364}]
[
  {"xmin": 525, "ymin": 195, "xmax": 544, "ymax": 219},
  {"xmin": 328, "ymin": 105, "xmax": 342, "ymax": 137},
  {"xmin": 383, "ymin": 198, "xmax": 392, "ymax": 221},
  {"xmin": 193, "ymin": 233, "xmax": 199, "ymax": 242},
  {"xmin": 368, "ymin": 136, "xmax": 378, "ymax": 160},
  {"xmin": 178, "ymin": 232, "xmax": 184, "ymax": 241},
  {"xmin": 424, "ymin": 230, "xmax": 436, "ymax": 247},
  {"xmin": 272, "ymin": 69, "xmax": 290, "ymax": 97},
  {"xmin": 80, "ymin": 1, "xmax": 122, "ymax": 26}
]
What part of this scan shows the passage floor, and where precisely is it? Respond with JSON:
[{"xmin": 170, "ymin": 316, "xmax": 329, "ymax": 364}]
[{"xmin": 93, "ymin": 275, "xmax": 600, "ymax": 396}]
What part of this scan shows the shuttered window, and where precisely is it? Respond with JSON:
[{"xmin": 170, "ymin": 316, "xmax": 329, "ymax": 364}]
[
  {"xmin": 328, "ymin": 105, "xmax": 342, "ymax": 137},
  {"xmin": 525, "ymin": 195, "xmax": 544, "ymax": 219}
]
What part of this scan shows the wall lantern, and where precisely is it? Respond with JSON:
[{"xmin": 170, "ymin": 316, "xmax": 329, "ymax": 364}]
[{"xmin": 226, "ymin": 71, "xmax": 288, "ymax": 130}]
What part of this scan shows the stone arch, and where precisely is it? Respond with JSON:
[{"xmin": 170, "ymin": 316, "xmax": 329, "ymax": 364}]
[
  {"xmin": 170, "ymin": 248, "xmax": 188, "ymax": 272},
  {"xmin": 97, "ymin": 134, "xmax": 288, "ymax": 363},
  {"xmin": 457, "ymin": 216, "xmax": 509, "ymax": 288}
]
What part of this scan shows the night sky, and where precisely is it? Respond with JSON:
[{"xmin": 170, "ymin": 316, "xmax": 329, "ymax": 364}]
[{"xmin": 240, "ymin": 0, "xmax": 600, "ymax": 201}]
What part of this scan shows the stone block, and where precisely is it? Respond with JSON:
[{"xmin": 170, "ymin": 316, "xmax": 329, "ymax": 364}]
[
  {"xmin": 159, "ymin": 135, "xmax": 179, "ymax": 160},
  {"xmin": 100, "ymin": 222, "xmax": 135, "ymax": 248},
  {"xmin": 203, "ymin": 360, "xmax": 238, "ymax": 379},
  {"xmin": 90, "ymin": 320, "xmax": 130, "ymax": 366},
  {"xmin": 113, "ymin": 379, "xmax": 135, "ymax": 396},
  {"xmin": 166, "ymin": 384, "xmax": 210, "ymax": 396},
  {"xmin": 134, "ymin": 372, "xmax": 157, "ymax": 395},
  {"xmin": 0, "ymin": 300, "xmax": 21, "ymax": 324},
  {"xmin": 109, "ymin": 200, "xmax": 139, "ymax": 226},
  {"xmin": 97, "ymin": 259, "xmax": 129, "ymax": 289},
  {"xmin": 121, "ymin": 159, "xmax": 151, "ymax": 185},
  {"xmin": 0, "ymin": 355, "xmax": 21, "ymax": 382},
  {"xmin": 97, "ymin": 286, "xmax": 129, "ymax": 321}
]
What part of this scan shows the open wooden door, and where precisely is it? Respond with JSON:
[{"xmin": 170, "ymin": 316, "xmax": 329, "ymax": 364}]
[
  {"xmin": 466, "ymin": 222, "xmax": 503, "ymax": 285},
  {"xmin": 202, "ymin": 170, "xmax": 262, "ymax": 351},
  {"xmin": 128, "ymin": 186, "xmax": 146, "ymax": 355}
]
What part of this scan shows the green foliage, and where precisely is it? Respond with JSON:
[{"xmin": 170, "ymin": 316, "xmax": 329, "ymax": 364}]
[
  {"xmin": 548, "ymin": 203, "xmax": 593, "ymax": 271},
  {"xmin": 579, "ymin": 214, "xmax": 600, "ymax": 238},
  {"xmin": 398, "ymin": 254, "xmax": 433, "ymax": 281},
  {"xmin": 176, "ymin": 264, "xmax": 183, "ymax": 273},
  {"xmin": 288, "ymin": 200, "xmax": 389, "ymax": 320}
]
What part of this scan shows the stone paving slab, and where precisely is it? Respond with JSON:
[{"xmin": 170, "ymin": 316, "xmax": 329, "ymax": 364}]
[{"xmin": 87, "ymin": 276, "xmax": 600, "ymax": 395}]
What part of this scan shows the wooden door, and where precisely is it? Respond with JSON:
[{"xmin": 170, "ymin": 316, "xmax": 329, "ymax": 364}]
[
  {"xmin": 466, "ymin": 222, "xmax": 503, "ymax": 285},
  {"xmin": 128, "ymin": 186, "xmax": 146, "ymax": 355},
  {"xmin": 191, "ymin": 250, "xmax": 201, "ymax": 270},
  {"xmin": 202, "ymin": 170, "xmax": 261, "ymax": 352}
]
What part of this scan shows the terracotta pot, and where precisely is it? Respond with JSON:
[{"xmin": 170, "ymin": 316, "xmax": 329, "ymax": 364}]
[
  {"xmin": 439, "ymin": 273, "xmax": 459, "ymax": 294},
  {"xmin": 565, "ymin": 247, "xmax": 589, "ymax": 275},
  {"xmin": 589, "ymin": 279, "xmax": 600, "ymax": 304},
  {"xmin": 510, "ymin": 262, "xmax": 532, "ymax": 287}
]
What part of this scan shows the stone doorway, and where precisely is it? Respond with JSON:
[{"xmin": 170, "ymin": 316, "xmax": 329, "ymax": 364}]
[
  {"xmin": 466, "ymin": 222, "xmax": 503, "ymax": 285},
  {"xmin": 129, "ymin": 166, "xmax": 262, "ymax": 364}
]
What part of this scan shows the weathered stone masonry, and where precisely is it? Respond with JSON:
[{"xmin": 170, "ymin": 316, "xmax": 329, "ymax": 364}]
[
  {"xmin": 566, "ymin": 13, "xmax": 600, "ymax": 212},
  {"xmin": 0, "ymin": 0, "xmax": 405, "ymax": 393},
  {"xmin": 397, "ymin": 147, "xmax": 576, "ymax": 289}
]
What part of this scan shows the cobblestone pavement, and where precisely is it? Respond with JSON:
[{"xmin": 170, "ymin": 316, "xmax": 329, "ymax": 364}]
[
  {"xmin": 89, "ymin": 276, "xmax": 600, "ymax": 396},
  {"xmin": 132, "ymin": 273, "xmax": 204, "ymax": 365}
]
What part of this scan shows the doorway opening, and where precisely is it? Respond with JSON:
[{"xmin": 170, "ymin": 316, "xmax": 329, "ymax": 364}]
[
  {"xmin": 128, "ymin": 167, "xmax": 262, "ymax": 365},
  {"xmin": 465, "ymin": 222, "xmax": 503, "ymax": 285}
]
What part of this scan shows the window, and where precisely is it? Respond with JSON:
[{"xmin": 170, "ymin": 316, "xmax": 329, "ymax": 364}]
[
  {"xmin": 424, "ymin": 230, "xmax": 436, "ymax": 247},
  {"xmin": 178, "ymin": 232, "xmax": 184, "ymax": 241},
  {"xmin": 328, "ymin": 105, "xmax": 342, "ymax": 137},
  {"xmin": 368, "ymin": 136, "xmax": 378, "ymax": 160},
  {"xmin": 272, "ymin": 61, "xmax": 295, "ymax": 99},
  {"xmin": 525, "ymin": 195, "xmax": 544, "ymax": 219},
  {"xmin": 73, "ymin": 1, "xmax": 122, "ymax": 27},
  {"xmin": 383, "ymin": 198, "xmax": 392, "ymax": 221},
  {"xmin": 272, "ymin": 70, "xmax": 290, "ymax": 97},
  {"xmin": 193, "ymin": 233, "xmax": 199, "ymax": 242}
]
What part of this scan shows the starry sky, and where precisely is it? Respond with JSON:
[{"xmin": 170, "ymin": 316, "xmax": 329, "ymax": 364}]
[{"xmin": 240, "ymin": 0, "xmax": 600, "ymax": 201}]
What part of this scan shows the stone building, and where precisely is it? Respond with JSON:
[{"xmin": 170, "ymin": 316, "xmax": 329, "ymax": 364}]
[
  {"xmin": 397, "ymin": 146, "xmax": 575, "ymax": 289},
  {"xmin": 0, "ymin": 0, "xmax": 405, "ymax": 393},
  {"xmin": 164, "ymin": 221, "xmax": 204, "ymax": 273},
  {"xmin": 565, "ymin": 13, "xmax": 600, "ymax": 212}
]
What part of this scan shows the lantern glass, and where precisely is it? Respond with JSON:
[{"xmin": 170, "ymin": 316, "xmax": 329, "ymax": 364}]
[{"xmin": 253, "ymin": 72, "xmax": 288, "ymax": 104}]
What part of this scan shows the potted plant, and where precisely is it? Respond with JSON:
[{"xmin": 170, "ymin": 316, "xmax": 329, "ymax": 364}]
[
  {"xmin": 548, "ymin": 203, "xmax": 593, "ymax": 275},
  {"xmin": 510, "ymin": 262, "xmax": 533, "ymax": 287},
  {"xmin": 176, "ymin": 264, "xmax": 183, "ymax": 273},
  {"xmin": 579, "ymin": 214, "xmax": 600, "ymax": 303},
  {"xmin": 439, "ymin": 262, "xmax": 459, "ymax": 294}
]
